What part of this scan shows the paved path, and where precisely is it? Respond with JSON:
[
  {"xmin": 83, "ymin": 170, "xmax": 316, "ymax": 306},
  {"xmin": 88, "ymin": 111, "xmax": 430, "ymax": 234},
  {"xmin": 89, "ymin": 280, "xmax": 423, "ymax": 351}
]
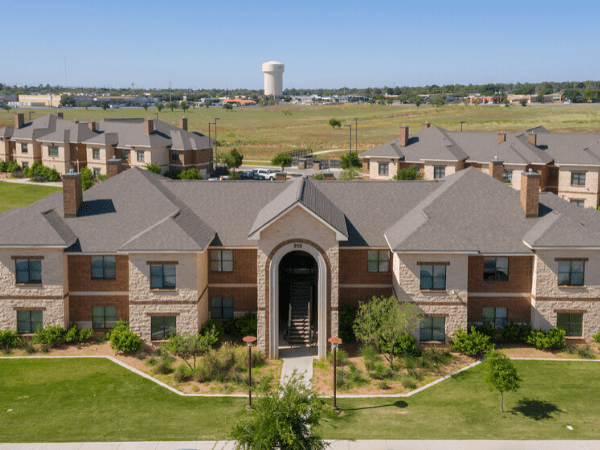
[
  {"xmin": 0, "ymin": 177, "xmax": 63, "ymax": 187},
  {"xmin": 2, "ymin": 441, "xmax": 599, "ymax": 450},
  {"xmin": 278, "ymin": 346, "xmax": 318, "ymax": 388}
]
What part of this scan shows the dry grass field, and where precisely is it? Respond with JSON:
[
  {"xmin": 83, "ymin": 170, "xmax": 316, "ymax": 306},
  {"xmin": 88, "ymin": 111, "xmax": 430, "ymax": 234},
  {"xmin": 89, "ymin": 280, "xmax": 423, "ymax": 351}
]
[{"xmin": 2, "ymin": 103, "xmax": 599, "ymax": 162}]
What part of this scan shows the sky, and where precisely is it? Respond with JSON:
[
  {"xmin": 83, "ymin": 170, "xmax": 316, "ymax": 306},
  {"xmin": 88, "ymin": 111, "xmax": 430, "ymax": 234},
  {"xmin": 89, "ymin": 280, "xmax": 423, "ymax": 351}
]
[{"xmin": 2, "ymin": 0, "xmax": 599, "ymax": 90}]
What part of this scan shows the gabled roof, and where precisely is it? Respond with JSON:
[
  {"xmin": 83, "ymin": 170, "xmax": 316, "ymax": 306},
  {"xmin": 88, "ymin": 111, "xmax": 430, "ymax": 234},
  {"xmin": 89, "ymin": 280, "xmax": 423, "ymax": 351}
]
[{"xmin": 248, "ymin": 176, "xmax": 348, "ymax": 240}]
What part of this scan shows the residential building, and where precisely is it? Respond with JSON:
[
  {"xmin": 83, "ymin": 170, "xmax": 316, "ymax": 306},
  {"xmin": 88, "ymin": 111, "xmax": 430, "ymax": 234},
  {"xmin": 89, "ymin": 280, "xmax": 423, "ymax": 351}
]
[
  {"xmin": 0, "ymin": 113, "xmax": 213, "ymax": 176},
  {"xmin": 360, "ymin": 123, "xmax": 600, "ymax": 208},
  {"xmin": 15, "ymin": 94, "xmax": 63, "ymax": 107},
  {"xmin": 0, "ymin": 164, "xmax": 599, "ymax": 358}
]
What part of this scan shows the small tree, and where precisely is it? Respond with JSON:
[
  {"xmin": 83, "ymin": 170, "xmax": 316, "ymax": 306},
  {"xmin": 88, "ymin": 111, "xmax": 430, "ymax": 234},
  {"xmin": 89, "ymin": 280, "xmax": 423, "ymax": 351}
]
[
  {"xmin": 2, "ymin": 105, "xmax": 11, "ymax": 112},
  {"xmin": 223, "ymin": 148, "xmax": 244, "ymax": 170},
  {"xmin": 178, "ymin": 168, "xmax": 203, "ymax": 180},
  {"xmin": 340, "ymin": 152, "xmax": 362, "ymax": 170},
  {"xmin": 227, "ymin": 170, "xmax": 241, "ymax": 180},
  {"xmin": 100, "ymin": 101, "xmax": 109, "ymax": 111},
  {"xmin": 81, "ymin": 102, "xmax": 91, "ymax": 110},
  {"xmin": 483, "ymin": 350, "xmax": 522, "ymax": 413},
  {"xmin": 180, "ymin": 101, "xmax": 189, "ymax": 112},
  {"xmin": 156, "ymin": 102, "xmax": 164, "ymax": 113},
  {"xmin": 81, "ymin": 166, "xmax": 94, "ymax": 190},
  {"xmin": 353, "ymin": 296, "xmax": 423, "ymax": 369},
  {"xmin": 414, "ymin": 97, "xmax": 422, "ymax": 107},
  {"xmin": 271, "ymin": 152, "xmax": 294, "ymax": 171},
  {"xmin": 143, "ymin": 104, "xmax": 148, "ymax": 111},
  {"xmin": 393, "ymin": 164, "xmax": 423, "ymax": 180},
  {"xmin": 204, "ymin": 100, "xmax": 212, "ymax": 108},
  {"xmin": 223, "ymin": 103, "xmax": 233, "ymax": 111},
  {"xmin": 145, "ymin": 163, "xmax": 162, "ymax": 174},
  {"xmin": 519, "ymin": 98, "xmax": 528, "ymax": 107},
  {"xmin": 337, "ymin": 168, "xmax": 359, "ymax": 180},
  {"xmin": 231, "ymin": 371, "xmax": 334, "ymax": 450},
  {"xmin": 167, "ymin": 101, "xmax": 178, "ymax": 112},
  {"xmin": 162, "ymin": 331, "xmax": 217, "ymax": 370},
  {"xmin": 328, "ymin": 118, "xmax": 341, "ymax": 129}
]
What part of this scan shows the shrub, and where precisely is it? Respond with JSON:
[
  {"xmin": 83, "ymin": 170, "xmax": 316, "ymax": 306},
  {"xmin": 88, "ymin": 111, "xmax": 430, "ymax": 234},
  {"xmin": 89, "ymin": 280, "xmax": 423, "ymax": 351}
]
[
  {"xmin": 311, "ymin": 173, "xmax": 324, "ymax": 180},
  {"xmin": 178, "ymin": 168, "xmax": 203, "ymax": 180},
  {"xmin": 360, "ymin": 345, "xmax": 379, "ymax": 371},
  {"xmin": 471, "ymin": 322, "xmax": 496, "ymax": 339},
  {"xmin": 81, "ymin": 166, "xmax": 93, "ymax": 190},
  {"xmin": 22, "ymin": 341, "xmax": 36, "ymax": 355},
  {"xmin": 64, "ymin": 322, "xmax": 93, "ymax": 344},
  {"xmin": 370, "ymin": 360, "xmax": 392, "ymax": 380},
  {"xmin": 335, "ymin": 367, "xmax": 350, "ymax": 390},
  {"xmin": 145, "ymin": 163, "xmax": 162, "ymax": 174},
  {"xmin": 40, "ymin": 344, "xmax": 50, "ymax": 353},
  {"xmin": 154, "ymin": 359, "xmax": 174, "ymax": 375},
  {"xmin": 173, "ymin": 363, "xmax": 192, "ymax": 382},
  {"xmin": 33, "ymin": 325, "xmax": 66, "ymax": 348},
  {"xmin": 199, "ymin": 320, "xmax": 224, "ymax": 338},
  {"xmin": 0, "ymin": 160, "xmax": 6, "ymax": 172},
  {"xmin": 348, "ymin": 365, "xmax": 369, "ymax": 386},
  {"xmin": 452, "ymin": 326, "xmax": 494, "ymax": 356},
  {"xmin": 135, "ymin": 350, "xmax": 147, "ymax": 360},
  {"xmin": 378, "ymin": 380, "xmax": 390, "ymax": 390},
  {"xmin": 6, "ymin": 161, "xmax": 20, "ymax": 173},
  {"xmin": 578, "ymin": 345, "xmax": 596, "ymax": 359},
  {"xmin": 326, "ymin": 348, "xmax": 348, "ymax": 367},
  {"xmin": 11, "ymin": 170, "xmax": 25, "ymax": 178},
  {"xmin": 592, "ymin": 332, "xmax": 600, "ymax": 344},
  {"xmin": 526, "ymin": 328, "xmax": 566, "ymax": 349},
  {"xmin": 500, "ymin": 322, "xmax": 532, "ymax": 343},
  {"xmin": 338, "ymin": 304, "xmax": 357, "ymax": 343},
  {"xmin": 108, "ymin": 321, "xmax": 142, "ymax": 353},
  {"xmin": 401, "ymin": 374, "xmax": 417, "ymax": 390},
  {"xmin": 222, "ymin": 313, "xmax": 257, "ymax": 338},
  {"xmin": 380, "ymin": 333, "xmax": 418, "ymax": 357},
  {"xmin": 0, "ymin": 330, "xmax": 19, "ymax": 351}
]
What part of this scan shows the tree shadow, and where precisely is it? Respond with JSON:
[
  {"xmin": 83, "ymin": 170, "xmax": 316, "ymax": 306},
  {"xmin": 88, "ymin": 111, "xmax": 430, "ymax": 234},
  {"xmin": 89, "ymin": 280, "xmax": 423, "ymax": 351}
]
[
  {"xmin": 343, "ymin": 400, "xmax": 407, "ymax": 411},
  {"xmin": 512, "ymin": 398, "xmax": 562, "ymax": 421}
]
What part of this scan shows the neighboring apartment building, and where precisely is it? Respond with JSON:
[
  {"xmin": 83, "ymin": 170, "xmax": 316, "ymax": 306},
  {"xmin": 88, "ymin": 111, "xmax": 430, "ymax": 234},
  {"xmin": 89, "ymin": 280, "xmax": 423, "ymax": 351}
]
[
  {"xmin": 360, "ymin": 123, "xmax": 600, "ymax": 208},
  {"xmin": 1, "ymin": 163, "xmax": 599, "ymax": 358},
  {"xmin": 0, "ymin": 113, "xmax": 213, "ymax": 176}
]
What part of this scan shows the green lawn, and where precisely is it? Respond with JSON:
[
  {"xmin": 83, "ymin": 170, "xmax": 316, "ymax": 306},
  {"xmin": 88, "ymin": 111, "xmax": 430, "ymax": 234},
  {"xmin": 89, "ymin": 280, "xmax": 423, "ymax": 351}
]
[
  {"xmin": 1, "ymin": 358, "xmax": 599, "ymax": 442},
  {"xmin": 0, "ymin": 182, "xmax": 62, "ymax": 214}
]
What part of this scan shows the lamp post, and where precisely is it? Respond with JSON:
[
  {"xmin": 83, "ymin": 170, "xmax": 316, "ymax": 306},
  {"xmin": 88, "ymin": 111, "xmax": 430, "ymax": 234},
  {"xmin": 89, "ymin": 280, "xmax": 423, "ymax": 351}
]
[
  {"xmin": 243, "ymin": 336, "xmax": 257, "ymax": 410},
  {"xmin": 154, "ymin": 113, "xmax": 158, "ymax": 120},
  {"xmin": 460, "ymin": 121, "xmax": 465, "ymax": 132},
  {"xmin": 344, "ymin": 124, "xmax": 352, "ymax": 158},
  {"xmin": 214, "ymin": 117, "xmax": 220, "ymax": 166},
  {"xmin": 354, "ymin": 118, "xmax": 358, "ymax": 154},
  {"xmin": 209, "ymin": 122, "xmax": 215, "ymax": 171},
  {"xmin": 328, "ymin": 337, "xmax": 342, "ymax": 411}
]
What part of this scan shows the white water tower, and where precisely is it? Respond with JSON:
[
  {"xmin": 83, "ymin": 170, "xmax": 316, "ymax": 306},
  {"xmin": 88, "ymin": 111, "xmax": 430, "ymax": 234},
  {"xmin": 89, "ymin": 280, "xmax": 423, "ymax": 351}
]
[{"xmin": 262, "ymin": 61, "xmax": 284, "ymax": 97}]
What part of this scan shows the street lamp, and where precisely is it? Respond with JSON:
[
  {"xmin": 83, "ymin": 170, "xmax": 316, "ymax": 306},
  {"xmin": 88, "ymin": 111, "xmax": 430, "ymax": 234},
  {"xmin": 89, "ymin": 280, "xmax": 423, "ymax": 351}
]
[
  {"xmin": 214, "ymin": 117, "xmax": 220, "ymax": 165},
  {"xmin": 243, "ymin": 336, "xmax": 257, "ymax": 410},
  {"xmin": 460, "ymin": 121, "xmax": 465, "ymax": 132},
  {"xmin": 328, "ymin": 337, "xmax": 342, "ymax": 411},
  {"xmin": 354, "ymin": 118, "xmax": 358, "ymax": 154},
  {"xmin": 344, "ymin": 124, "xmax": 352, "ymax": 158},
  {"xmin": 209, "ymin": 122, "xmax": 215, "ymax": 171}
]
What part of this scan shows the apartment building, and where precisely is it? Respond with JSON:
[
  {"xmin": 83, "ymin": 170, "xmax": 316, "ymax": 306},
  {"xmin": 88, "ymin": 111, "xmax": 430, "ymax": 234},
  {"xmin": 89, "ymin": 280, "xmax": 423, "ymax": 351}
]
[
  {"xmin": 1, "ymin": 162, "xmax": 599, "ymax": 358},
  {"xmin": 0, "ymin": 113, "xmax": 213, "ymax": 176},
  {"xmin": 360, "ymin": 123, "xmax": 600, "ymax": 208}
]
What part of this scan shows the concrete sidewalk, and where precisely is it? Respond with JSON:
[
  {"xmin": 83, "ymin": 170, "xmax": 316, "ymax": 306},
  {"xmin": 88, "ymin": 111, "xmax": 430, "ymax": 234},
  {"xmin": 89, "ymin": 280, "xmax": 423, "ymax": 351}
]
[
  {"xmin": 2, "ymin": 441, "xmax": 599, "ymax": 450},
  {"xmin": 278, "ymin": 346, "xmax": 317, "ymax": 387}
]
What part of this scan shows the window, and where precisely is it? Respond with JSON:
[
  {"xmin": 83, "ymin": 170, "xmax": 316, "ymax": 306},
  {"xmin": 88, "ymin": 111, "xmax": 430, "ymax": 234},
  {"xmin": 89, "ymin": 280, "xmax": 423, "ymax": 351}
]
[
  {"xmin": 22, "ymin": 144, "xmax": 28, "ymax": 154},
  {"xmin": 571, "ymin": 172, "xmax": 586, "ymax": 186},
  {"xmin": 550, "ymin": 168, "xmax": 559, "ymax": 180},
  {"xmin": 48, "ymin": 146, "xmax": 59, "ymax": 157},
  {"xmin": 93, "ymin": 168, "xmax": 101, "ymax": 178},
  {"xmin": 151, "ymin": 316, "xmax": 176, "ymax": 340},
  {"xmin": 434, "ymin": 166, "xmax": 445, "ymax": 179},
  {"xmin": 570, "ymin": 199, "xmax": 585, "ymax": 208},
  {"xmin": 378, "ymin": 163, "xmax": 389, "ymax": 175},
  {"xmin": 558, "ymin": 260, "xmax": 584, "ymax": 286},
  {"xmin": 17, "ymin": 310, "xmax": 43, "ymax": 334},
  {"xmin": 502, "ymin": 170, "xmax": 512, "ymax": 184},
  {"xmin": 91, "ymin": 256, "xmax": 116, "ymax": 279},
  {"xmin": 150, "ymin": 264, "xmax": 176, "ymax": 289},
  {"xmin": 172, "ymin": 151, "xmax": 179, "ymax": 161},
  {"xmin": 211, "ymin": 297, "xmax": 234, "ymax": 319},
  {"xmin": 137, "ymin": 151, "xmax": 145, "ymax": 162},
  {"xmin": 557, "ymin": 312, "xmax": 583, "ymax": 337},
  {"xmin": 420, "ymin": 317, "xmax": 445, "ymax": 341},
  {"xmin": 92, "ymin": 306, "xmax": 117, "ymax": 329},
  {"xmin": 121, "ymin": 149, "xmax": 130, "ymax": 161},
  {"xmin": 211, "ymin": 250, "xmax": 233, "ymax": 272},
  {"xmin": 93, "ymin": 149, "xmax": 100, "ymax": 159},
  {"xmin": 483, "ymin": 257, "xmax": 509, "ymax": 281},
  {"xmin": 15, "ymin": 259, "xmax": 42, "ymax": 284},
  {"xmin": 420, "ymin": 264, "xmax": 446, "ymax": 290},
  {"xmin": 367, "ymin": 250, "xmax": 390, "ymax": 272},
  {"xmin": 22, "ymin": 162, "xmax": 28, "ymax": 169},
  {"xmin": 483, "ymin": 307, "xmax": 508, "ymax": 329}
]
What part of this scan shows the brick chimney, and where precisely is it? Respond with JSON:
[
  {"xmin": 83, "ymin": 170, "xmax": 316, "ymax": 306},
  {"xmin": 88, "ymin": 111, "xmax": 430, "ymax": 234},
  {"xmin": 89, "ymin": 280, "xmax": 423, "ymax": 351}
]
[
  {"xmin": 145, "ymin": 118, "xmax": 154, "ymax": 136},
  {"xmin": 422, "ymin": 121, "xmax": 431, "ymax": 130},
  {"xmin": 72, "ymin": 120, "xmax": 79, "ymax": 125},
  {"xmin": 322, "ymin": 172, "xmax": 335, "ymax": 180},
  {"xmin": 489, "ymin": 157, "xmax": 504, "ymax": 182},
  {"xmin": 520, "ymin": 169, "xmax": 541, "ymax": 218},
  {"xmin": 528, "ymin": 132, "xmax": 537, "ymax": 147},
  {"xmin": 57, "ymin": 112, "xmax": 64, "ymax": 119},
  {"xmin": 179, "ymin": 117, "xmax": 188, "ymax": 131},
  {"xmin": 275, "ymin": 172, "xmax": 287, "ymax": 181},
  {"xmin": 498, "ymin": 132, "xmax": 506, "ymax": 143},
  {"xmin": 88, "ymin": 122, "xmax": 96, "ymax": 132},
  {"xmin": 62, "ymin": 170, "xmax": 83, "ymax": 218},
  {"xmin": 399, "ymin": 125, "xmax": 409, "ymax": 147},
  {"xmin": 106, "ymin": 156, "xmax": 122, "ymax": 179},
  {"xmin": 15, "ymin": 113, "xmax": 24, "ymax": 130}
]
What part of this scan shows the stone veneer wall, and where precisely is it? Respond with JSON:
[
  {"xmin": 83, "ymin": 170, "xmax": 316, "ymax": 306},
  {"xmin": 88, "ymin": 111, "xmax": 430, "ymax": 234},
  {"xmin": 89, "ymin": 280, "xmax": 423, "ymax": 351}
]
[
  {"xmin": 256, "ymin": 206, "xmax": 339, "ymax": 355},
  {"xmin": 369, "ymin": 158, "xmax": 399, "ymax": 180},
  {"xmin": 0, "ymin": 248, "xmax": 67, "ymax": 330},
  {"xmin": 392, "ymin": 253, "xmax": 468, "ymax": 342},
  {"xmin": 557, "ymin": 167, "xmax": 600, "ymax": 208},
  {"xmin": 128, "ymin": 253, "xmax": 199, "ymax": 341}
]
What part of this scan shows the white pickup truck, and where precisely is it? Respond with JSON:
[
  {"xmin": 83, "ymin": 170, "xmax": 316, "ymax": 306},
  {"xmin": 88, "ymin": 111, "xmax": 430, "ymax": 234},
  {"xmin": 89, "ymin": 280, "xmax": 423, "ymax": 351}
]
[{"xmin": 254, "ymin": 169, "xmax": 280, "ymax": 180}]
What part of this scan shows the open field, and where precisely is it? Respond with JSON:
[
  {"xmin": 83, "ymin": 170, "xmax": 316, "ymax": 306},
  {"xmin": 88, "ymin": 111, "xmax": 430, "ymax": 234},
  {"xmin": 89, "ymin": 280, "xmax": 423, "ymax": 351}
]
[
  {"xmin": 1, "ymin": 358, "xmax": 599, "ymax": 442},
  {"xmin": 0, "ymin": 182, "xmax": 62, "ymax": 214},
  {"xmin": 2, "ymin": 103, "xmax": 600, "ymax": 162}
]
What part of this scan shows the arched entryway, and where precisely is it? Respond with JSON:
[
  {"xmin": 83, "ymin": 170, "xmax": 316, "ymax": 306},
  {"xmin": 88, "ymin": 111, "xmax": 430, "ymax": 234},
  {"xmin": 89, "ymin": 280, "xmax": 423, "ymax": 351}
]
[
  {"xmin": 279, "ymin": 251, "xmax": 318, "ymax": 348},
  {"xmin": 268, "ymin": 242, "xmax": 328, "ymax": 358}
]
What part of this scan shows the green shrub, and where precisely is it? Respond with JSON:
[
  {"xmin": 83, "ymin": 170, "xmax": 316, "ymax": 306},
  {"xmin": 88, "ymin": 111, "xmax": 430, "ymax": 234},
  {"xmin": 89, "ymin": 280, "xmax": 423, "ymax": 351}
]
[
  {"xmin": 222, "ymin": 313, "xmax": 258, "ymax": 338},
  {"xmin": 578, "ymin": 345, "xmax": 596, "ymax": 359},
  {"xmin": 526, "ymin": 328, "xmax": 566, "ymax": 349},
  {"xmin": 33, "ymin": 325, "xmax": 66, "ymax": 348},
  {"xmin": 380, "ymin": 333, "xmax": 419, "ymax": 357},
  {"xmin": 592, "ymin": 332, "xmax": 600, "ymax": 344},
  {"xmin": 11, "ymin": 170, "xmax": 25, "ymax": 178},
  {"xmin": 0, "ymin": 160, "xmax": 6, "ymax": 172},
  {"xmin": 471, "ymin": 322, "xmax": 496, "ymax": 338},
  {"xmin": 378, "ymin": 380, "xmax": 390, "ymax": 390},
  {"xmin": 500, "ymin": 322, "xmax": 532, "ymax": 343},
  {"xmin": 360, "ymin": 345, "xmax": 379, "ymax": 371},
  {"xmin": 326, "ymin": 348, "xmax": 348, "ymax": 367},
  {"xmin": 251, "ymin": 348, "xmax": 266, "ymax": 367},
  {"xmin": 370, "ymin": 360, "xmax": 392, "ymax": 380},
  {"xmin": 199, "ymin": 343, "xmax": 248, "ymax": 383},
  {"xmin": 348, "ymin": 365, "xmax": 369, "ymax": 386},
  {"xmin": 407, "ymin": 368, "xmax": 423, "ymax": 381},
  {"xmin": 338, "ymin": 304, "xmax": 357, "ymax": 343},
  {"xmin": 64, "ymin": 322, "xmax": 93, "ymax": 344},
  {"xmin": 6, "ymin": 161, "xmax": 20, "ymax": 173},
  {"xmin": 178, "ymin": 168, "xmax": 203, "ymax": 180},
  {"xmin": 401, "ymin": 374, "xmax": 417, "ymax": 390},
  {"xmin": 336, "ymin": 367, "xmax": 350, "ymax": 390},
  {"xmin": 311, "ymin": 173, "xmax": 324, "ymax": 180},
  {"xmin": 108, "ymin": 321, "xmax": 142, "ymax": 353},
  {"xmin": 452, "ymin": 326, "xmax": 494, "ymax": 356},
  {"xmin": 145, "ymin": 163, "xmax": 162, "ymax": 174},
  {"xmin": 40, "ymin": 344, "xmax": 50, "ymax": 353},
  {"xmin": 22, "ymin": 341, "xmax": 36, "ymax": 354},
  {"xmin": 173, "ymin": 363, "xmax": 192, "ymax": 382},
  {"xmin": 155, "ymin": 359, "xmax": 174, "ymax": 375},
  {"xmin": 135, "ymin": 350, "xmax": 147, "ymax": 360},
  {"xmin": 199, "ymin": 320, "xmax": 224, "ymax": 338},
  {"xmin": 81, "ymin": 166, "xmax": 94, "ymax": 190},
  {"xmin": 0, "ymin": 330, "xmax": 19, "ymax": 351}
]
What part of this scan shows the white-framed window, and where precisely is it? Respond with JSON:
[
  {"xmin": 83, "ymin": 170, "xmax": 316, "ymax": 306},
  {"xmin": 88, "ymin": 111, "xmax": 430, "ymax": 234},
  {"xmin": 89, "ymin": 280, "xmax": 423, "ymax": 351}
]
[
  {"xmin": 93, "ymin": 168, "xmax": 101, "ymax": 178},
  {"xmin": 502, "ymin": 170, "xmax": 512, "ymax": 183},
  {"xmin": 571, "ymin": 172, "xmax": 586, "ymax": 186},
  {"xmin": 434, "ymin": 166, "xmax": 445, "ymax": 179},
  {"xmin": 378, "ymin": 163, "xmax": 389, "ymax": 175},
  {"xmin": 570, "ymin": 199, "xmax": 585, "ymax": 208},
  {"xmin": 22, "ymin": 143, "xmax": 28, "ymax": 154},
  {"xmin": 121, "ymin": 149, "xmax": 130, "ymax": 161},
  {"xmin": 211, "ymin": 250, "xmax": 233, "ymax": 272},
  {"xmin": 137, "ymin": 151, "xmax": 145, "ymax": 162},
  {"xmin": 93, "ymin": 149, "xmax": 100, "ymax": 159},
  {"xmin": 48, "ymin": 146, "xmax": 59, "ymax": 157},
  {"xmin": 558, "ymin": 260, "xmax": 584, "ymax": 286}
]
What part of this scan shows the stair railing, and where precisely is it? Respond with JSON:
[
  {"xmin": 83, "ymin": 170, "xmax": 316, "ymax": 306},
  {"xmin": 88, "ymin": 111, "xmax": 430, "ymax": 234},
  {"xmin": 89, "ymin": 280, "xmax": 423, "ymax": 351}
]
[
  {"xmin": 288, "ymin": 302, "xmax": 292, "ymax": 343},
  {"xmin": 308, "ymin": 286, "xmax": 313, "ymax": 345}
]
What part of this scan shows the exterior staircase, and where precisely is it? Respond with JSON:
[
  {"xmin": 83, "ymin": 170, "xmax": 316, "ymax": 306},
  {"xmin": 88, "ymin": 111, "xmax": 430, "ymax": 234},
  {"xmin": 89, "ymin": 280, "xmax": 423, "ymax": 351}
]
[{"xmin": 287, "ymin": 281, "xmax": 312, "ymax": 345}]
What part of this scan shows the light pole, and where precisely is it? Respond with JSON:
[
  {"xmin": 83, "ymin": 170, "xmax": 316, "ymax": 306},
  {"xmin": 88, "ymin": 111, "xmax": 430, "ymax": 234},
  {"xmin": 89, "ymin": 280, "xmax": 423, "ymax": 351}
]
[
  {"xmin": 243, "ymin": 336, "xmax": 257, "ymax": 410},
  {"xmin": 214, "ymin": 117, "xmax": 220, "ymax": 166},
  {"xmin": 354, "ymin": 118, "xmax": 358, "ymax": 154},
  {"xmin": 154, "ymin": 113, "xmax": 158, "ymax": 120},
  {"xmin": 209, "ymin": 122, "xmax": 215, "ymax": 172},
  {"xmin": 460, "ymin": 121, "xmax": 465, "ymax": 132},
  {"xmin": 328, "ymin": 337, "xmax": 342, "ymax": 411},
  {"xmin": 344, "ymin": 124, "xmax": 352, "ymax": 158}
]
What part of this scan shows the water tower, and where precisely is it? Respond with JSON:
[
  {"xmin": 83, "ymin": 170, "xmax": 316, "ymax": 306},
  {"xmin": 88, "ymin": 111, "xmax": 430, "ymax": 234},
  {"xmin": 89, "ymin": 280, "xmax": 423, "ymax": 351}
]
[{"xmin": 262, "ymin": 61, "xmax": 284, "ymax": 97}]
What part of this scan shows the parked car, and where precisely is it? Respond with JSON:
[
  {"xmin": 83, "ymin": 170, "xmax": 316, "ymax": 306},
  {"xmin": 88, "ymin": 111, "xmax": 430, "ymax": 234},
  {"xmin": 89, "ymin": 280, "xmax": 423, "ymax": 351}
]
[{"xmin": 240, "ymin": 170, "xmax": 254, "ymax": 179}]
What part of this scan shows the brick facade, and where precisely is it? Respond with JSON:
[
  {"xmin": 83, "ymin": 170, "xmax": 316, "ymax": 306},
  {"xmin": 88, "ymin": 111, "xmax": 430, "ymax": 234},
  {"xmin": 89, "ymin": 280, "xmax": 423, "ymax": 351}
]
[
  {"xmin": 467, "ymin": 256, "xmax": 533, "ymax": 293},
  {"xmin": 68, "ymin": 255, "xmax": 129, "ymax": 292},
  {"xmin": 468, "ymin": 296, "xmax": 531, "ymax": 324},
  {"xmin": 69, "ymin": 294, "xmax": 129, "ymax": 327}
]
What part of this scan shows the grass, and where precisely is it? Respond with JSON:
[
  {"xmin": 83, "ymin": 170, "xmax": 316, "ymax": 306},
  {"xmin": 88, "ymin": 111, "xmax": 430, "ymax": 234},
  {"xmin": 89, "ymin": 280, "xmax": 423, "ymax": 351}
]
[
  {"xmin": 0, "ymin": 182, "xmax": 62, "ymax": 214},
  {"xmin": 2, "ymin": 103, "xmax": 600, "ymax": 163}
]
